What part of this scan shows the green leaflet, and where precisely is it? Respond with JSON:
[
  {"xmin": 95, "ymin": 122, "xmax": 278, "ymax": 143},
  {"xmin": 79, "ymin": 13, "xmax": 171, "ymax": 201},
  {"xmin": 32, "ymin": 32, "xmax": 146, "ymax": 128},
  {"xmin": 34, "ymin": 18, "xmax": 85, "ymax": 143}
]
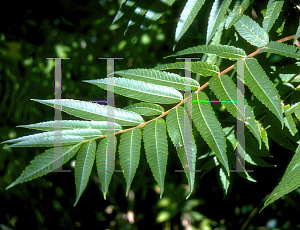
[
  {"xmin": 2, "ymin": 129, "xmax": 102, "ymax": 148},
  {"xmin": 199, "ymin": 155, "xmax": 218, "ymax": 179},
  {"xmin": 119, "ymin": 128, "xmax": 141, "ymax": 196},
  {"xmin": 96, "ymin": 135, "xmax": 117, "ymax": 199},
  {"xmin": 124, "ymin": 0, "xmax": 152, "ymax": 34},
  {"xmin": 224, "ymin": 126, "xmax": 273, "ymax": 167},
  {"xmin": 84, "ymin": 77, "xmax": 183, "ymax": 104},
  {"xmin": 260, "ymin": 42, "xmax": 300, "ymax": 59},
  {"xmin": 111, "ymin": 0, "xmax": 134, "ymax": 27},
  {"xmin": 285, "ymin": 102, "xmax": 300, "ymax": 116},
  {"xmin": 294, "ymin": 22, "xmax": 300, "ymax": 45},
  {"xmin": 261, "ymin": 144, "xmax": 300, "ymax": 212},
  {"xmin": 17, "ymin": 120, "xmax": 122, "ymax": 133},
  {"xmin": 226, "ymin": 137, "xmax": 256, "ymax": 182},
  {"xmin": 242, "ymin": 58, "xmax": 283, "ymax": 127},
  {"xmin": 225, "ymin": 0, "xmax": 253, "ymax": 29},
  {"xmin": 262, "ymin": 0, "xmax": 284, "ymax": 33},
  {"xmin": 166, "ymin": 106, "xmax": 197, "ymax": 198},
  {"xmin": 209, "ymin": 74, "xmax": 261, "ymax": 148},
  {"xmin": 74, "ymin": 140, "xmax": 96, "ymax": 206},
  {"xmin": 219, "ymin": 165, "xmax": 230, "ymax": 197},
  {"xmin": 143, "ymin": 119, "xmax": 168, "ymax": 198},
  {"xmin": 192, "ymin": 91, "xmax": 229, "ymax": 175},
  {"xmin": 260, "ymin": 124, "xmax": 269, "ymax": 152},
  {"xmin": 295, "ymin": 109, "xmax": 300, "ymax": 122},
  {"xmin": 139, "ymin": 0, "xmax": 176, "ymax": 31},
  {"xmin": 206, "ymin": 20, "xmax": 224, "ymax": 65},
  {"xmin": 6, "ymin": 143, "xmax": 82, "ymax": 190},
  {"xmin": 283, "ymin": 105, "xmax": 298, "ymax": 137},
  {"xmin": 264, "ymin": 112, "xmax": 296, "ymax": 151},
  {"xmin": 234, "ymin": 15, "xmax": 269, "ymax": 47},
  {"xmin": 32, "ymin": 99, "xmax": 144, "ymax": 126},
  {"xmin": 206, "ymin": 0, "xmax": 233, "ymax": 44},
  {"xmin": 155, "ymin": 61, "xmax": 219, "ymax": 77},
  {"xmin": 114, "ymin": 68, "xmax": 200, "ymax": 91},
  {"xmin": 123, "ymin": 102, "xmax": 165, "ymax": 116},
  {"xmin": 165, "ymin": 45, "xmax": 246, "ymax": 60},
  {"xmin": 174, "ymin": 0, "xmax": 205, "ymax": 47}
]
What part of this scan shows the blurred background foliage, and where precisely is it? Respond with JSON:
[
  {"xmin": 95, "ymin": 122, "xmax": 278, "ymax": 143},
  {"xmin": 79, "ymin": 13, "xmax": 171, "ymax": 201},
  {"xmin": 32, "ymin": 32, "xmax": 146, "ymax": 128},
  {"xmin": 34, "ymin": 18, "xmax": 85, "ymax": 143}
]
[{"xmin": 1, "ymin": 0, "xmax": 300, "ymax": 229}]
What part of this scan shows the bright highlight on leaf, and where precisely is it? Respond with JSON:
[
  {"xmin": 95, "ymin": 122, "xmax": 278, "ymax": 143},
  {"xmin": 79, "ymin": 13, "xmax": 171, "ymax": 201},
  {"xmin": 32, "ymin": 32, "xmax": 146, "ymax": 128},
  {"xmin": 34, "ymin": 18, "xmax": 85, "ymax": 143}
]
[
  {"xmin": 32, "ymin": 99, "xmax": 144, "ymax": 126},
  {"xmin": 114, "ymin": 68, "xmax": 200, "ymax": 91},
  {"xmin": 84, "ymin": 77, "xmax": 183, "ymax": 104},
  {"xmin": 123, "ymin": 102, "xmax": 165, "ymax": 116},
  {"xmin": 3, "ymin": 129, "xmax": 102, "ymax": 148},
  {"xmin": 17, "ymin": 120, "xmax": 122, "ymax": 133},
  {"xmin": 154, "ymin": 61, "xmax": 220, "ymax": 77},
  {"xmin": 166, "ymin": 45, "xmax": 246, "ymax": 60}
]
